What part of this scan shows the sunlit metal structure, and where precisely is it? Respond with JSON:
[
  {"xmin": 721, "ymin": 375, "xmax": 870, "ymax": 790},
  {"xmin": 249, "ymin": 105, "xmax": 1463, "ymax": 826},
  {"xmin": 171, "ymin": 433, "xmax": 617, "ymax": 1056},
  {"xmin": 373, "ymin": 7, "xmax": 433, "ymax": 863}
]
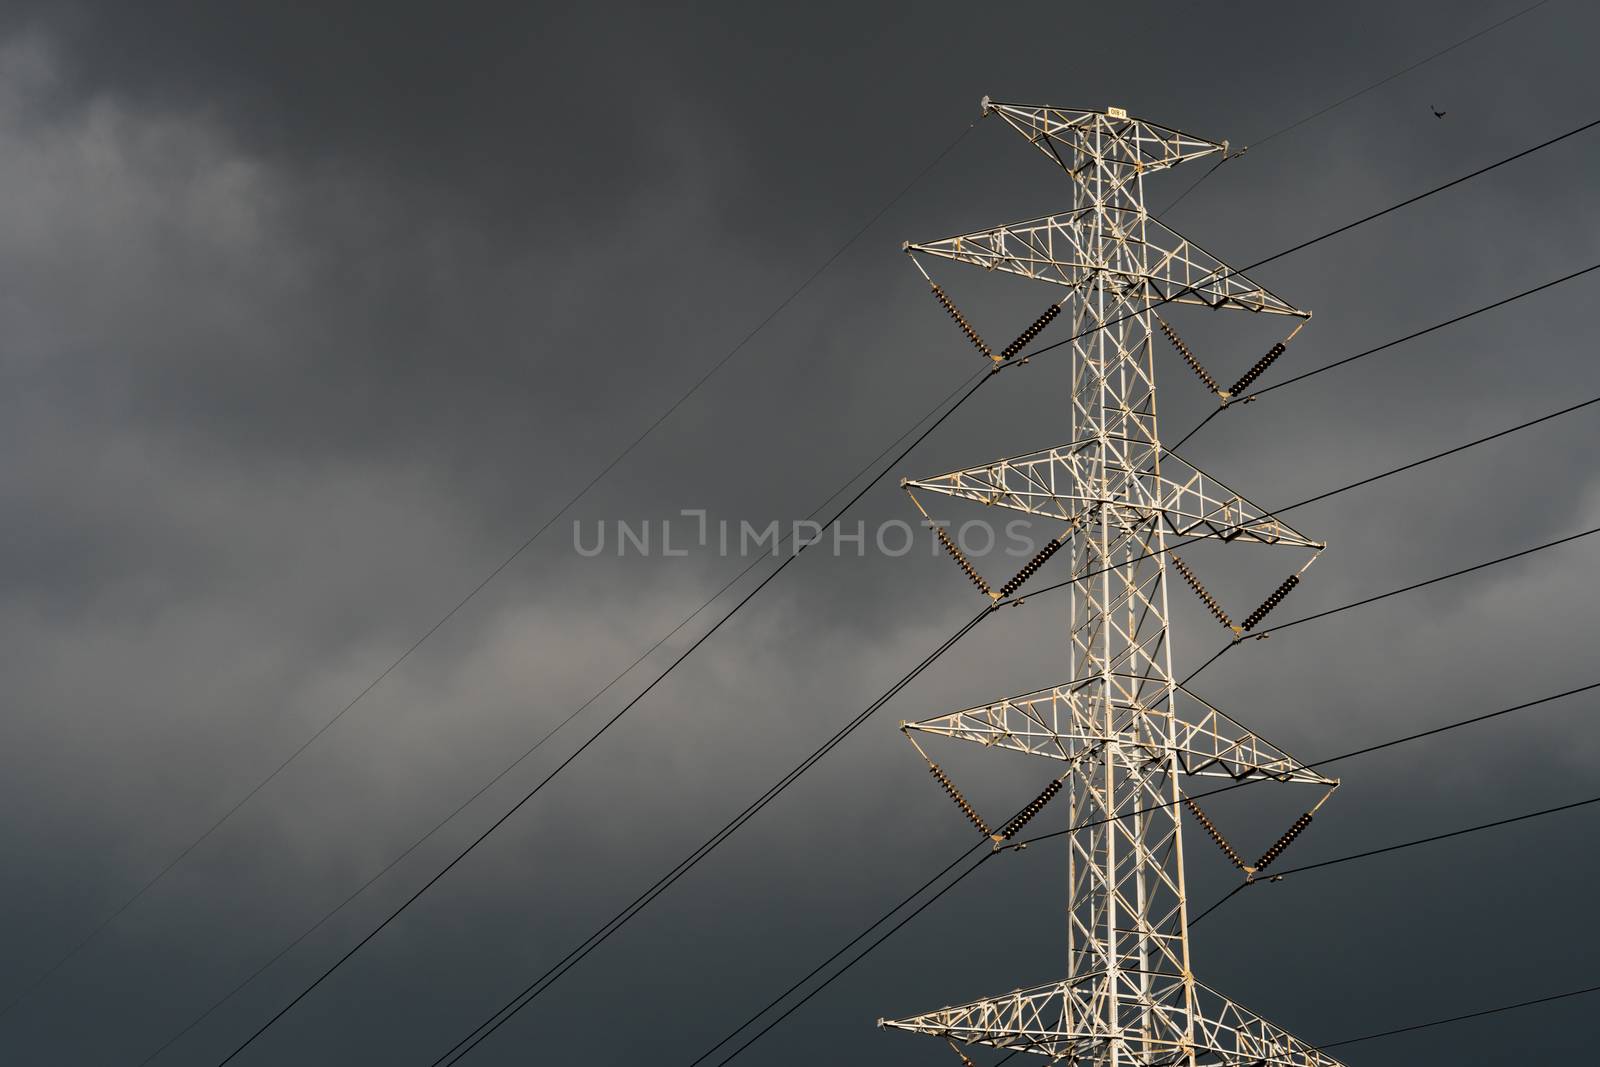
[{"xmin": 883, "ymin": 100, "xmax": 1343, "ymax": 1066}]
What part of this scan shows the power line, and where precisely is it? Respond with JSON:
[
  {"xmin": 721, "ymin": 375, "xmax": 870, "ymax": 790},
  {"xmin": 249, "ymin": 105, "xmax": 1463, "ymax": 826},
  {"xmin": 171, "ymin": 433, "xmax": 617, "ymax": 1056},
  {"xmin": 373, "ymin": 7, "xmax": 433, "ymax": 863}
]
[
  {"xmin": 1026, "ymin": 388, "xmax": 1600, "ymax": 607},
  {"xmin": 130, "ymin": 366, "xmax": 992, "ymax": 1067},
  {"xmin": 1190, "ymin": 792, "xmax": 1600, "ymax": 928},
  {"xmin": 201, "ymin": 113, "xmax": 1600, "ymax": 1065},
  {"xmin": 698, "ymin": 681, "xmax": 1600, "ymax": 1059},
  {"xmin": 691, "ymin": 684, "xmax": 1600, "ymax": 1067},
  {"xmin": 420, "ymin": 609, "xmax": 993, "ymax": 1067},
  {"xmin": 430, "ymin": 385, "xmax": 1600, "ymax": 1062},
  {"xmin": 683, "ymin": 840, "xmax": 991, "ymax": 1067},
  {"xmin": 697, "ymin": 677, "xmax": 1600, "ymax": 1067},
  {"xmin": 1169, "ymin": 259, "xmax": 1600, "ymax": 451},
  {"xmin": 679, "ymin": 410, "xmax": 1600, "ymax": 1062},
  {"xmin": 1247, "ymin": 261, "xmax": 1600, "ymax": 400},
  {"xmin": 699, "ymin": 850, "xmax": 1000, "ymax": 1067},
  {"xmin": 378, "ymin": 103, "xmax": 1600, "ymax": 1067},
  {"xmin": 1255, "ymin": 523, "xmax": 1600, "ymax": 637},
  {"xmin": 1015, "ymin": 112, "xmax": 1600, "ymax": 379},
  {"xmin": 1169, "ymin": 519, "xmax": 1600, "ymax": 712},
  {"xmin": 208, "ymin": 369, "xmax": 1001, "ymax": 1067},
  {"xmin": 440, "ymin": 394, "xmax": 1600, "ymax": 1065},
  {"xmin": 0, "ymin": 116, "xmax": 989, "ymax": 1028},
  {"xmin": 1317, "ymin": 982, "xmax": 1600, "ymax": 1051}
]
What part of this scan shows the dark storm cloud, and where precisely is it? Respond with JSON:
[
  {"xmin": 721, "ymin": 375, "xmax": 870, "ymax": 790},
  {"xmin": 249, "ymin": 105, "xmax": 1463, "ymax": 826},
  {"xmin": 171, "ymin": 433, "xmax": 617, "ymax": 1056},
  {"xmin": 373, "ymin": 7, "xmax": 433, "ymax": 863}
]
[{"xmin": 1, "ymin": 2, "xmax": 1598, "ymax": 1065}]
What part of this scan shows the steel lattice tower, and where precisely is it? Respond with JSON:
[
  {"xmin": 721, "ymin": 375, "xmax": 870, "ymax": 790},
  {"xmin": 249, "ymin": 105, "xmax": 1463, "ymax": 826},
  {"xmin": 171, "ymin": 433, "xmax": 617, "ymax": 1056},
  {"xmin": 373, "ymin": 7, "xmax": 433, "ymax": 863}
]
[{"xmin": 883, "ymin": 100, "xmax": 1344, "ymax": 1067}]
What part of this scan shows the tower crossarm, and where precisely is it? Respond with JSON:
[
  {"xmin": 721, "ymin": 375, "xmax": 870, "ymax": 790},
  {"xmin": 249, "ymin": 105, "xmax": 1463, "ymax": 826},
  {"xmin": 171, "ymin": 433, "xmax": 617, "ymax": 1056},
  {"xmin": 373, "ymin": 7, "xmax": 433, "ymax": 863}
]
[
  {"xmin": 905, "ymin": 444, "xmax": 1321, "ymax": 549},
  {"xmin": 880, "ymin": 974, "xmax": 1345, "ymax": 1066},
  {"xmin": 907, "ymin": 207, "xmax": 1307, "ymax": 317},
  {"xmin": 984, "ymin": 99, "xmax": 1226, "ymax": 178},
  {"xmin": 1170, "ymin": 685, "xmax": 1336, "ymax": 785},
  {"xmin": 902, "ymin": 681, "xmax": 1332, "ymax": 787}
]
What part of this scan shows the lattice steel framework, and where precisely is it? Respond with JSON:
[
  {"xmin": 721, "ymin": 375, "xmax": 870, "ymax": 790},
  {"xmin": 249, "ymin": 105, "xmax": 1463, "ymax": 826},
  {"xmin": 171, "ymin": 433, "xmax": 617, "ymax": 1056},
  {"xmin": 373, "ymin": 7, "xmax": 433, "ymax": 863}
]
[{"xmin": 881, "ymin": 100, "xmax": 1343, "ymax": 1067}]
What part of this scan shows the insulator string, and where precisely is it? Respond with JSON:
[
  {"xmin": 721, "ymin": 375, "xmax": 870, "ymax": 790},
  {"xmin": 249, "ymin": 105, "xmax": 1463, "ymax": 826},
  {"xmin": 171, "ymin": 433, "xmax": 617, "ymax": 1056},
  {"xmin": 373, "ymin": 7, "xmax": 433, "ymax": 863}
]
[
  {"xmin": 1170, "ymin": 554, "xmax": 1235, "ymax": 630},
  {"xmin": 934, "ymin": 524, "xmax": 995, "ymax": 599},
  {"xmin": 928, "ymin": 762, "xmax": 992, "ymax": 838},
  {"xmin": 929, "ymin": 283, "xmax": 993, "ymax": 360},
  {"xmin": 995, "ymin": 536, "xmax": 1067, "ymax": 600},
  {"xmin": 996, "ymin": 779, "xmax": 1064, "ymax": 841},
  {"xmin": 1253, "ymin": 811, "xmax": 1314, "ymax": 873},
  {"xmin": 998, "ymin": 302, "xmax": 1063, "ymax": 362},
  {"xmin": 1241, "ymin": 573, "xmax": 1300, "ymax": 632},
  {"xmin": 1183, "ymin": 795, "xmax": 1249, "ymax": 872},
  {"xmin": 1226, "ymin": 340, "xmax": 1288, "ymax": 398},
  {"xmin": 1156, "ymin": 314, "xmax": 1219, "ymax": 394}
]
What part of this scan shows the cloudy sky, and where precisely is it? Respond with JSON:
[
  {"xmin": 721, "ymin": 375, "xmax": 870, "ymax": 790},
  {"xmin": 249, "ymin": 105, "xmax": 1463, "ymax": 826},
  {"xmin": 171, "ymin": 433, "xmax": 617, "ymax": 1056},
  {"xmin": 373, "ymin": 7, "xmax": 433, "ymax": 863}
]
[{"xmin": 2, "ymin": 1, "xmax": 1598, "ymax": 1064}]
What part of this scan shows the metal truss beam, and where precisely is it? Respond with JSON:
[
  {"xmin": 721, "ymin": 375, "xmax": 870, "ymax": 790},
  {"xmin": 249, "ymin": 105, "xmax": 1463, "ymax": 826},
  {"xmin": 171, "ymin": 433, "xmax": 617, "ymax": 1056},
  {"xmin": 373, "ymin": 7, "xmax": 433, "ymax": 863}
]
[{"xmin": 882, "ymin": 101, "xmax": 1343, "ymax": 1067}]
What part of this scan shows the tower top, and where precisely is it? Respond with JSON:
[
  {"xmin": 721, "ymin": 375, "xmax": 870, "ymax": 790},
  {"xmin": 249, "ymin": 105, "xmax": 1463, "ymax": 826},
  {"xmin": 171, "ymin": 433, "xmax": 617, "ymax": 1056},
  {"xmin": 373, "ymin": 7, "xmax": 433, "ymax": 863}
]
[{"xmin": 982, "ymin": 98, "xmax": 1225, "ymax": 175}]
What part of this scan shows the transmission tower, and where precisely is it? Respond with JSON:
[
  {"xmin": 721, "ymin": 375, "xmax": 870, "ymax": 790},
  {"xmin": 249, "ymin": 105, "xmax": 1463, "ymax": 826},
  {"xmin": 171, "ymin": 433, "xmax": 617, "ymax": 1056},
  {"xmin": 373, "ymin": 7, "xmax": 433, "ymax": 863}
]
[{"xmin": 882, "ymin": 100, "xmax": 1343, "ymax": 1066}]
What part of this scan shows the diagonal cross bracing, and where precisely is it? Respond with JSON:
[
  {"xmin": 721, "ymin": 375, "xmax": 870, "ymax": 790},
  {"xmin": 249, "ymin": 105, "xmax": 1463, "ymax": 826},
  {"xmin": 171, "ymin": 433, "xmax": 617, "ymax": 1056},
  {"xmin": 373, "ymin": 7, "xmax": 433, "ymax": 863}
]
[{"xmin": 883, "ymin": 102, "xmax": 1343, "ymax": 1067}]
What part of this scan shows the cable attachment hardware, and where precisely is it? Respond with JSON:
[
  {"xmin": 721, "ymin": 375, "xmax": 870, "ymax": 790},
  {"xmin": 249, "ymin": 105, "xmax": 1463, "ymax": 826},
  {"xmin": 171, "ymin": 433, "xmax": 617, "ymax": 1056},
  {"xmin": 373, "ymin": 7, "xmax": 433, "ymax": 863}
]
[
  {"xmin": 998, "ymin": 301, "xmax": 1063, "ymax": 362},
  {"xmin": 934, "ymin": 524, "xmax": 995, "ymax": 599},
  {"xmin": 1224, "ymin": 341, "xmax": 1286, "ymax": 399},
  {"xmin": 1240, "ymin": 573, "xmax": 1299, "ymax": 632},
  {"xmin": 927, "ymin": 761, "xmax": 992, "ymax": 838},
  {"xmin": 996, "ymin": 534, "xmax": 1067, "ymax": 600},
  {"xmin": 1170, "ymin": 554, "xmax": 1234, "ymax": 630},
  {"xmin": 1156, "ymin": 314, "xmax": 1219, "ymax": 394},
  {"xmin": 1252, "ymin": 811, "xmax": 1314, "ymax": 873},
  {"xmin": 1182, "ymin": 795, "xmax": 1248, "ymax": 872},
  {"xmin": 929, "ymin": 283, "xmax": 993, "ymax": 360},
  {"xmin": 994, "ymin": 777, "xmax": 1064, "ymax": 841}
]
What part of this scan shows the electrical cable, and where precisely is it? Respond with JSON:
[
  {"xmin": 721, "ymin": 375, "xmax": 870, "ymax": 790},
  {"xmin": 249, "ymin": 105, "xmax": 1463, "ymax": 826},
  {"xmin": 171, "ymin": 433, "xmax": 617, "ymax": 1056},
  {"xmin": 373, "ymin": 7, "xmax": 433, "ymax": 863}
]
[
  {"xmin": 1316, "ymin": 981, "xmax": 1600, "ymax": 1051},
  {"xmin": 204, "ymin": 110, "xmax": 1600, "ymax": 1067},
  {"xmin": 1024, "ymin": 388, "xmax": 1600, "ymax": 608},
  {"xmin": 1246, "ymin": 261, "xmax": 1600, "ymax": 401},
  {"xmin": 675, "ymin": 390, "xmax": 1600, "ymax": 1060},
  {"xmin": 456, "ymin": 392, "xmax": 1600, "ymax": 1066},
  {"xmin": 131, "ymin": 366, "xmax": 993, "ymax": 1067},
  {"xmin": 698, "ymin": 678, "xmax": 1600, "ymax": 1066},
  {"xmin": 424, "ymin": 612, "xmax": 994, "ymax": 1067},
  {"xmin": 208, "ymin": 367, "xmax": 1002, "ymax": 1067},
  {"xmin": 1189, "ymin": 792, "xmax": 1600, "ymax": 928},
  {"xmin": 1252, "ymin": 523, "xmax": 1600, "ymax": 639},
  {"xmin": 1168, "ymin": 260, "xmax": 1600, "ymax": 452},
  {"xmin": 1, "ymin": 115, "xmax": 989, "ymax": 1029},
  {"xmin": 1016, "ymin": 113, "xmax": 1600, "ymax": 377}
]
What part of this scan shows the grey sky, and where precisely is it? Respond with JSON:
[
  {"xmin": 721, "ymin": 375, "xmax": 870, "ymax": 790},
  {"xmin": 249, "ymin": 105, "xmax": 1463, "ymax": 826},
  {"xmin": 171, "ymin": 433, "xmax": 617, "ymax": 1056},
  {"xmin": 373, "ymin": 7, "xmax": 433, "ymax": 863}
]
[{"xmin": 1, "ymin": 1, "xmax": 1598, "ymax": 1064}]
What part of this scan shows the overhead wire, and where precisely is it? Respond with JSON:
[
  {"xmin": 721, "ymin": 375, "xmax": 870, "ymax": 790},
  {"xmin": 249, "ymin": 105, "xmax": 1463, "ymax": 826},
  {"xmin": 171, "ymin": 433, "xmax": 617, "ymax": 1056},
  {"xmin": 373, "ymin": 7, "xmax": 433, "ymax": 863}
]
[
  {"xmin": 1008, "ymin": 113, "xmax": 1600, "ymax": 380},
  {"xmin": 1, "ymin": 113, "xmax": 991, "ymax": 1027},
  {"xmin": 439, "ymin": 394, "xmax": 1600, "ymax": 1064},
  {"xmin": 131, "ymin": 365, "xmax": 993, "ymax": 1066},
  {"xmin": 1189, "ymin": 792, "xmax": 1600, "ymax": 928},
  {"xmin": 208, "ymin": 365, "xmax": 1006, "ymax": 1067},
  {"xmin": 697, "ymin": 677, "xmax": 1600, "ymax": 1067},
  {"xmin": 683, "ymin": 16, "xmax": 1599, "ymax": 1058},
  {"xmin": 671, "ymin": 391, "xmax": 1600, "ymax": 1061},
  {"xmin": 1316, "ymin": 981, "xmax": 1600, "ymax": 1051},
  {"xmin": 1169, "ymin": 260, "xmax": 1600, "ymax": 451},
  {"xmin": 204, "ymin": 107, "xmax": 1600, "ymax": 1067}
]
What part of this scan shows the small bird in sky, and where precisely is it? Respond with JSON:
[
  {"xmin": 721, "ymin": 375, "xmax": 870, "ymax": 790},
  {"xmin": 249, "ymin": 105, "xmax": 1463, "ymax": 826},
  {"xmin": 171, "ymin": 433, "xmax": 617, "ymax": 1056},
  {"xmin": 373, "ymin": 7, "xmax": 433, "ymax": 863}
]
[{"xmin": 1431, "ymin": 104, "xmax": 1448, "ymax": 118}]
